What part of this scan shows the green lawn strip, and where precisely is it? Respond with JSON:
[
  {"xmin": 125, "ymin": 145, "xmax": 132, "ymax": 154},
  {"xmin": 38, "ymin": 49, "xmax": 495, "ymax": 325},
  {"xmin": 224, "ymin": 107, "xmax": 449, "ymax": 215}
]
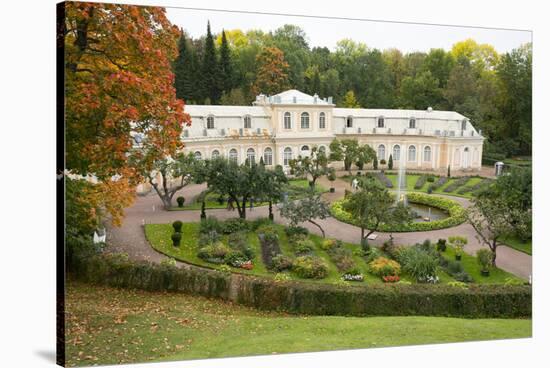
[
  {"xmin": 440, "ymin": 247, "xmax": 525, "ymax": 284},
  {"xmin": 500, "ymin": 235, "xmax": 532, "ymax": 255},
  {"xmin": 65, "ymin": 281, "xmax": 532, "ymax": 366}
]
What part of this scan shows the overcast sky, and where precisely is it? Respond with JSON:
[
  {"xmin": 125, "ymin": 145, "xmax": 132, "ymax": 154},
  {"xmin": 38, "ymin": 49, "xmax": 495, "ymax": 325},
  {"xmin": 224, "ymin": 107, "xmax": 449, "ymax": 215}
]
[{"xmin": 165, "ymin": 7, "xmax": 531, "ymax": 53}]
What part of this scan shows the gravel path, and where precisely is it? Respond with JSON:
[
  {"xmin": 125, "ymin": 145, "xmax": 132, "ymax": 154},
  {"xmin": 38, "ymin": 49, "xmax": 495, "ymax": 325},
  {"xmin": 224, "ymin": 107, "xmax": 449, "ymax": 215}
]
[{"xmin": 105, "ymin": 177, "xmax": 532, "ymax": 279}]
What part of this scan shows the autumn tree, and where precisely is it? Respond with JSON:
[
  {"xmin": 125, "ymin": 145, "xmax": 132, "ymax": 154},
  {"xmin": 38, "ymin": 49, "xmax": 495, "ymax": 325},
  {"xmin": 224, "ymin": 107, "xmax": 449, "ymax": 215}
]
[
  {"xmin": 253, "ymin": 46, "xmax": 290, "ymax": 95},
  {"xmin": 63, "ymin": 2, "xmax": 189, "ymax": 226}
]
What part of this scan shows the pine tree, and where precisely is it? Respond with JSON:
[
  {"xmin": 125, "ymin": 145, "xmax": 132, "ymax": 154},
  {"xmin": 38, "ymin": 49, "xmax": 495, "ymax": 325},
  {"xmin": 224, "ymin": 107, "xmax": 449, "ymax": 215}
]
[
  {"xmin": 219, "ymin": 30, "xmax": 234, "ymax": 95},
  {"xmin": 388, "ymin": 154, "xmax": 394, "ymax": 170},
  {"xmin": 173, "ymin": 30, "xmax": 198, "ymax": 103},
  {"xmin": 201, "ymin": 21, "xmax": 221, "ymax": 104}
]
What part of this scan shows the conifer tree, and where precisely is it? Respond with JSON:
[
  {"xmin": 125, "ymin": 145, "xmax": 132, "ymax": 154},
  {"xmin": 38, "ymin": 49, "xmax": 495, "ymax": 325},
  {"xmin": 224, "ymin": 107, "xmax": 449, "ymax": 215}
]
[
  {"xmin": 174, "ymin": 30, "xmax": 198, "ymax": 103},
  {"xmin": 201, "ymin": 21, "xmax": 221, "ymax": 104},
  {"xmin": 219, "ymin": 29, "xmax": 234, "ymax": 95}
]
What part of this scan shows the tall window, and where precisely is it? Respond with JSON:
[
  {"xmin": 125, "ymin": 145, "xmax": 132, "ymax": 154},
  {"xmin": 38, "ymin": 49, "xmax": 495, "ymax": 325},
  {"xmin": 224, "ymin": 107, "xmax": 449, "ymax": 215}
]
[
  {"xmin": 246, "ymin": 148, "xmax": 256, "ymax": 165},
  {"xmin": 319, "ymin": 112, "xmax": 326, "ymax": 129},
  {"xmin": 283, "ymin": 147, "xmax": 293, "ymax": 166},
  {"xmin": 244, "ymin": 115, "xmax": 252, "ymax": 129},
  {"xmin": 300, "ymin": 112, "xmax": 310, "ymax": 129},
  {"xmin": 423, "ymin": 146, "xmax": 432, "ymax": 162},
  {"xmin": 377, "ymin": 144, "xmax": 385, "ymax": 160},
  {"xmin": 408, "ymin": 145, "xmax": 416, "ymax": 161},
  {"xmin": 211, "ymin": 150, "xmax": 220, "ymax": 159},
  {"xmin": 194, "ymin": 151, "xmax": 202, "ymax": 160},
  {"xmin": 409, "ymin": 117, "xmax": 416, "ymax": 129},
  {"xmin": 377, "ymin": 116, "xmax": 385, "ymax": 128},
  {"xmin": 393, "ymin": 145, "xmax": 401, "ymax": 161},
  {"xmin": 461, "ymin": 119, "xmax": 467, "ymax": 130},
  {"xmin": 284, "ymin": 112, "xmax": 292, "ymax": 129},
  {"xmin": 263, "ymin": 147, "xmax": 273, "ymax": 166},
  {"xmin": 229, "ymin": 148, "xmax": 238, "ymax": 163},
  {"xmin": 346, "ymin": 116, "xmax": 353, "ymax": 128},
  {"xmin": 206, "ymin": 116, "xmax": 215, "ymax": 129}
]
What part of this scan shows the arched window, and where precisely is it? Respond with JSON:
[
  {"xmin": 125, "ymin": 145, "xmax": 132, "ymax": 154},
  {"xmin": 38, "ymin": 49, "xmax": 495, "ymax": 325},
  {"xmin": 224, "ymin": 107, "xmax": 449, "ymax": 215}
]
[
  {"xmin": 409, "ymin": 117, "xmax": 416, "ymax": 129},
  {"xmin": 301, "ymin": 145, "xmax": 310, "ymax": 152},
  {"xmin": 283, "ymin": 147, "xmax": 293, "ymax": 166},
  {"xmin": 346, "ymin": 116, "xmax": 353, "ymax": 128},
  {"xmin": 229, "ymin": 148, "xmax": 238, "ymax": 163},
  {"xmin": 300, "ymin": 112, "xmax": 310, "ymax": 129},
  {"xmin": 246, "ymin": 148, "xmax": 255, "ymax": 165},
  {"xmin": 284, "ymin": 112, "xmax": 292, "ymax": 129},
  {"xmin": 393, "ymin": 145, "xmax": 401, "ymax": 161},
  {"xmin": 461, "ymin": 119, "xmax": 467, "ymax": 130},
  {"xmin": 244, "ymin": 115, "xmax": 252, "ymax": 129},
  {"xmin": 319, "ymin": 112, "xmax": 326, "ymax": 129},
  {"xmin": 263, "ymin": 147, "xmax": 273, "ymax": 166},
  {"xmin": 194, "ymin": 151, "xmax": 202, "ymax": 160},
  {"xmin": 377, "ymin": 144, "xmax": 386, "ymax": 160},
  {"xmin": 206, "ymin": 116, "xmax": 215, "ymax": 129},
  {"xmin": 211, "ymin": 150, "xmax": 220, "ymax": 159},
  {"xmin": 423, "ymin": 146, "xmax": 432, "ymax": 162},
  {"xmin": 408, "ymin": 145, "xmax": 416, "ymax": 161},
  {"xmin": 377, "ymin": 116, "xmax": 385, "ymax": 128}
]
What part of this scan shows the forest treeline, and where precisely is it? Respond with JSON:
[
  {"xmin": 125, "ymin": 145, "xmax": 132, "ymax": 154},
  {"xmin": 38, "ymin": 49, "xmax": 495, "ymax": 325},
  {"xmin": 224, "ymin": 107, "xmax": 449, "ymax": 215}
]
[{"xmin": 173, "ymin": 22, "xmax": 532, "ymax": 159}]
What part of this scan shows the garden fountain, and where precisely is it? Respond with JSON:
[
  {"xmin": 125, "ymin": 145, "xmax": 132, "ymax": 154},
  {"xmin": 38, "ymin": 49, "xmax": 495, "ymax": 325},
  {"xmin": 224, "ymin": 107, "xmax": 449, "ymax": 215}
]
[{"xmin": 396, "ymin": 163, "xmax": 407, "ymax": 205}]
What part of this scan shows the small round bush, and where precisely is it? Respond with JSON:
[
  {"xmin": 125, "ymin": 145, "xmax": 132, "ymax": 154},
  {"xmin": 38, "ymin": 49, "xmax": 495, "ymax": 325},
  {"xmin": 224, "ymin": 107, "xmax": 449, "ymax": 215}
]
[
  {"xmin": 172, "ymin": 220, "xmax": 183, "ymax": 233},
  {"xmin": 293, "ymin": 256, "xmax": 329, "ymax": 279},
  {"xmin": 320, "ymin": 238, "xmax": 337, "ymax": 251},
  {"xmin": 368, "ymin": 257, "xmax": 401, "ymax": 277},
  {"xmin": 294, "ymin": 239, "xmax": 315, "ymax": 255},
  {"xmin": 427, "ymin": 175, "xmax": 435, "ymax": 183},
  {"xmin": 171, "ymin": 232, "xmax": 182, "ymax": 247},
  {"xmin": 272, "ymin": 254, "xmax": 293, "ymax": 272},
  {"xmin": 176, "ymin": 196, "xmax": 185, "ymax": 207},
  {"xmin": 477, "ymin": 248, "xmax": 493, "ymax": 272},
  {"xmin": 436, "ymin": 238, "xmax": 447, "ymax": 252},
  {"xmin": 222, "ymin": 218, "xmax": 249, "ymax": 234}
]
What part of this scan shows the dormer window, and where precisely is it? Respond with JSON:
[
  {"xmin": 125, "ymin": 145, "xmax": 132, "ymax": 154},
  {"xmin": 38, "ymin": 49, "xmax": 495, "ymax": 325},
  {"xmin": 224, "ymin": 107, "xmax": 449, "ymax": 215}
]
[
  {"xmin": 377, "ymin": 116, "xmax": 385, "ymax": 128},
  {"xmin": 284, "ymin": 112, "xmax": 292, "ymax": 129},
  {"xmin": 244, "ymin": 115, "xmax": 252, "ymax": 129},
  {"xmin": 206, "ymin": 115, "xmax": 215, "ymax": 129},
  {"xmin": 346, "ymin": 116, "xmax": 353, "ymax": 128},
  {"xmin": 409, "ymin": 117, "xmax": 416, "ymax": 129}
]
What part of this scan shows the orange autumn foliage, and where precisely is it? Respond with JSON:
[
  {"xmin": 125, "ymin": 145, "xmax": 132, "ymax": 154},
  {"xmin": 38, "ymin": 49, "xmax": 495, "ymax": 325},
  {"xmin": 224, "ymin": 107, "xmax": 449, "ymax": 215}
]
[{"xmin": 62, "ymin": 2, "xmax": 191, "ymax": 225}]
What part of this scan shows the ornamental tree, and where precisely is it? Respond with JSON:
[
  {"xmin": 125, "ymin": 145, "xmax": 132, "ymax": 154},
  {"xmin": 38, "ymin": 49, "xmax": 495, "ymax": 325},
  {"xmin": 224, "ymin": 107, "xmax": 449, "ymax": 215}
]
[
  {"xmin": 279, "ymin": 190, "xmax": 331, "ymax": 237},
  {"xmin": 252, "ymin": 46, "xmax": 290, "ymax": 95},
  {"xmin": 329, "ymin": 138, "xmax": 359, "ymax": 173},
  {"xmin": 257, "ymin": 163, "xmax": 288, "ymax": 220},
  {"xmin": 289, "ymin": 146, "xmax": 330, "ymax": 189},
  {"xmin": 63, "ymin": 3, "xmax": 189, "ymax": 225}
]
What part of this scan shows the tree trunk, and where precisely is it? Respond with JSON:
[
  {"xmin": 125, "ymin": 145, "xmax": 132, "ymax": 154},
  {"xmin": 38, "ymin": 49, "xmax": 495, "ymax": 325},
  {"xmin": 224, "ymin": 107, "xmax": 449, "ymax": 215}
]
[
  {"xmin": 309, "ymin": 220, "xmax": 325, "ymax": 238},
  {"xmin": 491, "ymin": 240, "xmax": 498, "ymax": 266},
  {"xmin": 268, "ymin": 200, "xmax": 274, "ymax": 221}
]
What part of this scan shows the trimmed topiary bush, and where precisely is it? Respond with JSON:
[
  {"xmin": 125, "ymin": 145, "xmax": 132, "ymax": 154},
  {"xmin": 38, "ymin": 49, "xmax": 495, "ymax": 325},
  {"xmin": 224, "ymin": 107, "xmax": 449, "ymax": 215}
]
[
  {"xmin": 172, "ymin": 220, "xmax": 183, "ymax": 233},
  {"xmin": 176, "ymin": 196, "xmax": 185, "ymax": 208},
  {"xmin": 171, "ymin": 232, "xmax": 182, "ymax": 247}
]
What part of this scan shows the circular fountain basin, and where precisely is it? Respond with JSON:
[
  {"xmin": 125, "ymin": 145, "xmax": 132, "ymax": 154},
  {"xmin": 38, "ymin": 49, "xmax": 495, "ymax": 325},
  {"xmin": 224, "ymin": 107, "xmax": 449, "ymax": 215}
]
[{"xmin": 408, "ymin": 202, "xmax": 449, "ymax": 222}]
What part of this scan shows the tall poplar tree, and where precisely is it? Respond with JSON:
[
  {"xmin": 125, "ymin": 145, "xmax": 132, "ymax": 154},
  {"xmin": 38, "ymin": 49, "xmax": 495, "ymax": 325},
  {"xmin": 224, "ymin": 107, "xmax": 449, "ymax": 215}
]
[{"xmin": 219, "ymin": 29, "xmax": 234, "ymax": 94}]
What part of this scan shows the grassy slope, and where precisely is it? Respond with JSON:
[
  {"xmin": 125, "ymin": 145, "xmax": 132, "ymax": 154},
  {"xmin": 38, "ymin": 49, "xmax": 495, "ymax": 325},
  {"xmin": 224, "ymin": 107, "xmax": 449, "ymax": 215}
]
[
  {"xmin": 145, "ymin": 223, "xmax": 524, "ymax": 284},
  {"xmin": 500, "ymin": 236, "xmax": 532, "ymax": 255},
  {"xmin": 65, "ymin": 281, "xmax": 532, "ymax": 366}
]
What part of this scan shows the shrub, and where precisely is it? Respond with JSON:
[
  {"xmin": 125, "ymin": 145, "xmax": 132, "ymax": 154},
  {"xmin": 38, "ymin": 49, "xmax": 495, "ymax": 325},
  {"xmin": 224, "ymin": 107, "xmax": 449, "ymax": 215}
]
[
  {"xmin": 436, "ymin": 239, "xmax": 447, "ymax": 252},
  {"xmin": 217, "ymin": 195, "xmax": 225, "ymax": 205},
  {"xmin": 477, "ymin": 249, "xmax": 494, "ymax": 272},
  {"xmin": 274, "ymin": 273, "xmax": 291, "ymax": 282},
  {"xmin": 222, "ymin": 218, "xmax": 249, "ymax": 234},
  {"xmin": 363, "ymin": 246, "xmax": 383, "ymax": 263},
  {"xmin": 443, "ymin": 176, "xmax": 469, "ymax": 193},
  {"xmin": 320, "ymin": 238, "xmax": 338, "ymax": 251},
  {"xmin": 199, "ymin": 217, "xmax": 222, "ymax": 234},
  {"xmin": 225, "ymin": 251, "xmax": 249, "ymax": 267},
  {"xmin": 160, "ymin": 257, "xmax": 177, "ymax": 267},
  {"xmin": 447, "ymin": 260, "xmax": 464, "ymax": 274},
  {"xmin": 414, "ymin": 175, "xmax": 428, "ymax": 190},
  {"xmin": 375, "ymin": 171, "xmax": 393, "ymax": 188},
  {"xmin": 294, "ymin": 239, "xmax": 315, "ymax": 255},
  {"xmin": 249, "ymin": 217, "xmax": 272, "ymax": 231},
  {"xmin": 448, "ymin": 236, "xmax": 467, "ymax": 257},
  {"xmin": 272, "ymin": 254, "xmax": 294, "ymax": 272},
  {"xmin": 198, "ymin": 230, "xmax": 220, "ymax": 247},
  {"xmin": 258, "ymin": 225, "xmax": 282, "ymax": 269},
  {"xmin": 368, "ymin": 257, "xmax": 401, "ymax": 277},
  {"xmin": 176, "ymin": 196, "xmax": 185, "ymax": 208},
  {"xmin": 198, "ymin": 241, "xmax": 231, "ymax": 264},
  {"xmin": 396, "ymin": 246, "xmax": 439, "ymax": 282},
  {"xmin": 327, "ymin": 246, "xmax": 356, "ymax": 273},
  {"xmin": 427, "ymin": 175, "xmax": 435, "ymax": 183},
  {"xmin": 172, "ymin": 220, "xmax": 183, "ymax": 233},
  {"xmin": 284, "ymin": 226, "xmax": 309, "ymax": 238},
  {"xmin": 293, "ymin": 256, "xmax": 329, "ymax": 279},
  {"xmin": 171, "ymin": 232, "xmax": 182, "ymax": 246},
  {"xmin": 227, "ymin": 231, "xmax": 247, "ymax": 249}
]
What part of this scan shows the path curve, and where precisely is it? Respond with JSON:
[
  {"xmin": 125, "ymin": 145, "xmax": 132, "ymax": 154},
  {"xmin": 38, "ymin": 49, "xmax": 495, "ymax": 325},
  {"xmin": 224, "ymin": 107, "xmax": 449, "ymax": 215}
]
[{"xmin": 106, "ymin": 177, "xmax": 532, "ymax": 279}]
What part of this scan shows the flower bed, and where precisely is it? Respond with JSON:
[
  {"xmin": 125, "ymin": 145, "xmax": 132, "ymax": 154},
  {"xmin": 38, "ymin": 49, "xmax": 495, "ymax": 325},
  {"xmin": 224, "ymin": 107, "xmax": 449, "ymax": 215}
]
[{"xmin": 331, "ymin": 192, "xmax": 466, "ymax": 232}]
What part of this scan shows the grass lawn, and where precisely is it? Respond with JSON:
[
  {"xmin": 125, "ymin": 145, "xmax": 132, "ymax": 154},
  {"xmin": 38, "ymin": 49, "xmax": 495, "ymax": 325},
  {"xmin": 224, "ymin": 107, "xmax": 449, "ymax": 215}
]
[
  {"xmin": 65, "ymin": 281, "xmax": 532, "ymax": 366},
  {"xmin": 500, "ymin": 236, "xmax": 532, "ymax": 255},
  {"xmin": 169, "ymin": 179, "xmax": 327, "ymax": 211},
  {"xmin": 145, "ymin": 222, "xmax": 523, "ymax": 285}
]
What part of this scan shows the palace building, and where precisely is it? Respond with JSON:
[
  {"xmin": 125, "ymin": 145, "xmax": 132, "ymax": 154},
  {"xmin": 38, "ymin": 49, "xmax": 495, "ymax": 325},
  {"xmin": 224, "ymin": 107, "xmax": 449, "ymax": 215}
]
[{"xmin": 181, "ymin": 89, "xmax": 484, "ymax": 171}]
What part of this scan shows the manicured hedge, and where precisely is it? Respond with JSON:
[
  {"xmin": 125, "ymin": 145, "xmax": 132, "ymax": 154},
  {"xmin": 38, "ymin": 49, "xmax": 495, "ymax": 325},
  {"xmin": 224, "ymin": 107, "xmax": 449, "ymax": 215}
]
[
  {"xmin": 69, "ymin": 253, "xmax": 531, "ymax": 318},
  {"xmin": 331, "ymin": 192, "xmax": 466, "ymax": 232}
]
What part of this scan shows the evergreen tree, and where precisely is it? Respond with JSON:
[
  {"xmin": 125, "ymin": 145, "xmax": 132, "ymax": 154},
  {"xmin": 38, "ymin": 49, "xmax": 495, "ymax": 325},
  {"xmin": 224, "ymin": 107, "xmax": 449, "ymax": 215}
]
[
  {"xmin": 173, "ymin": 30, "xmax": 198, "ymax": 103},
  {"xmin": 201, "ymin": 21, "xmax": 221, "ymax": 104},
  {"xmin": 219, "ymin": 29, "xmax": 234, "ymax": 94}
]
